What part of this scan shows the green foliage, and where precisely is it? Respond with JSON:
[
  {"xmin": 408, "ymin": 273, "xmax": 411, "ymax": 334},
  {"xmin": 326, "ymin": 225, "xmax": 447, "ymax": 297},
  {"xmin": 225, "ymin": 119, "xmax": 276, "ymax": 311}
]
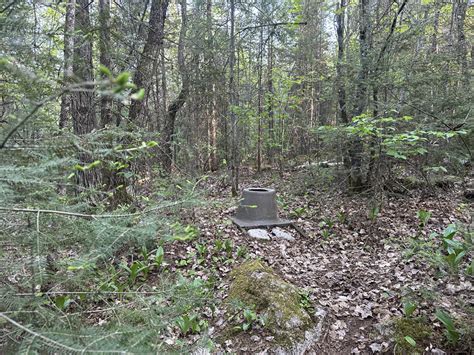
[
  {"xmin": 417, "ymin": 210, "xmax": 431, "ymax": 229},
  {"xmin": 368, "ymin": 205, "xmax": 380, "ymax": 222},
  {"xmin": 176, "ymin": 314, "xmax": 208, "ymax": 336},
  {"xmin": 290, "ymin": 206, "xmax": 307, "ymax": 218},
  {"xmin": 438, "ymin": 224, "xmax": 469, "ymax": 272},
  {"xmin": 170, "ymin": 222, "xmax": 199, "ymax": 242},
  {"xmin": 241, "ymin": 308, "xmax": 259, "ymax": 331},
  {"xmin": 298, "ymin": 291, "xmax": 314, "ymax": 313},
  {"xmin": 404, "ymin": 335, "xmax": 416, "ymax": 347},
  {"xmin": 54, "ymin": 295, "xmax": 72, "ymax": 311},
  {"xmin": 435, "ymin": 309, "xmax": 460, "ymax": 344},
  {"xmin": 0, "ymin": 126, "xmax": 208, "ymax": 352},
  {"xmin": 405, "ymin": 223, "xmax": 471, "ymax": 274},
  {"xmin": 402, "ymin": 300, "xmax": 417, "ymax": 317},
  {"xmin": 155, "ymin": 246, "xmax": 165, "ymax": 267},
  {"xmin": 336, "ymin": 210, "xmax": 347, "ymax": 224}
]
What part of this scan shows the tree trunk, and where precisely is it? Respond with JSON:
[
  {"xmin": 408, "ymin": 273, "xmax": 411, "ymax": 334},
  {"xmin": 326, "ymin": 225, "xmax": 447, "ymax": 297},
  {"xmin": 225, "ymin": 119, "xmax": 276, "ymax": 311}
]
[
  {"xmin": 256, "ymin": 25, "xmax": 264, "ymax": 172},
  {"xmin": 98, "ymin": 0, "xmax": 130, "ymax": 208},
  {"xmin": 59, "ymin": 0, "xmax": 75, "ymax": 129},
  {"xmin": 267, "ymin": 29, "xmax": 275, "ymax": 165},
  {"xmin": 206, "ymin": 0, "xmax": 218, "ymax": 171},
  {"xmin": 72, "ymin": 0, "xmax": 97, "ymax": 189},
  {"xmin": 99, "ymin": 0, "xmax": 112, "ymax": 127},
  {"xmin": 72, "ymin": 0, "xmax": 95, "ymax": 136},
  {"xmin": 229, "ymin": 0, "xmax": 239, "ymax": 196},
  {"xmin": 162, "ymin": 0, "xmax": 188, "ymax": 174},
  {"xmin": 431, "ymin": 5, "xmax": 439, "ymax": 54},
  {"xmin": 129, "ymin": 0, "xmax": 169, "ymax": 123},
  {"xmin": 349, "ymin": 0, "xmax": 370, "ymax": 191},
  {"xmin": 454, "ymin": 1, "xmax": 468, "ymax": 90},
  {"xmin": 336, "ymin": 0, "xmax": 349, "ymax": 169}
]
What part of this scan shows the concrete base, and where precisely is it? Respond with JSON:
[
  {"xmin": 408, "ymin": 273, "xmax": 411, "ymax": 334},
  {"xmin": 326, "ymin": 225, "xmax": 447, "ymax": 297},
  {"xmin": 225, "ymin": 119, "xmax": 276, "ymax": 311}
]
[{"xmin": 231, "ymin": 216, "xmax": 292, "ymax": 228}]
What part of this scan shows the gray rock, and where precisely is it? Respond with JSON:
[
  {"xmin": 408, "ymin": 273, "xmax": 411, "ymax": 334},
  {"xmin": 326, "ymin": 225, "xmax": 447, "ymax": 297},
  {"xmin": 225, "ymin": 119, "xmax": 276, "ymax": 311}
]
[
  {"xmin": 272, "ymin": 227, "xmax": 295, "ymax": 241},
  {"xmin": 248, "ymin": 228, "xmax": 271, "ymax": 240}
]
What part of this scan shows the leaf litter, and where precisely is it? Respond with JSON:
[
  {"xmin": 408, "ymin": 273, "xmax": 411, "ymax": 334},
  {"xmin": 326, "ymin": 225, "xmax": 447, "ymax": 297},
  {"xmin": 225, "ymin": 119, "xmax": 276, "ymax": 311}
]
[{"xmin": 179, "ymin": 168, "xmax": 473, "ymax": 353}]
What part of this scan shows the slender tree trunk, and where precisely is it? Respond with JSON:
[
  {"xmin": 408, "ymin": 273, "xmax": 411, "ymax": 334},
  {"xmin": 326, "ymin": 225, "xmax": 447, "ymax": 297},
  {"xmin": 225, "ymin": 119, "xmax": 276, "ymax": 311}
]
[
  {"xmin": 206, "ymin": 0, "xmax": 218, "ymax": 171},
  {"xmin": 256, "ymin": 25, "xmax": 264, "ymax": 172},
  {"xmin": 336, "ymin": 0, "xmax": 349, "ymax": 169},
  {"xmin": 454, "ymin": 1, "xmax": 468, "ymax": 90},
  {"xmin": 229, "ymin": 0, "xmax": 239, "ymax": 196},
  {"xmin": 430, "ymin": 6, "xmax": 439, "ymax": 53},
  {"xmin": 129, "ymin": 0, "xmax": 169, "ymax": 123},
  {"xmin": 162, "ymin": 0, "xmax": 188, "ymax": 174},
  {"xmin": 209, "ymin": 83, "xmax": 218, "ymax": 171},
  {"xmin": 72, "ymin": 0, "xmax": 95, "ymax": 136},
  {"xmin": 160, "ymin": 46, "xmax": 168, "ymax": 122},
  {"xmin": 99, "ymin": 0, "xmax": 112, "ymax": 127},
  {"xmin": 267, "ymin": 29, "xmax": 275, "ymax": 165},
  {"xmin": 59, "ymin": 0, "xmax": 75, "ymax": 129},
  {"xmin": 349, "ymin": 0, "xmax": 370, "ymax": 191}
]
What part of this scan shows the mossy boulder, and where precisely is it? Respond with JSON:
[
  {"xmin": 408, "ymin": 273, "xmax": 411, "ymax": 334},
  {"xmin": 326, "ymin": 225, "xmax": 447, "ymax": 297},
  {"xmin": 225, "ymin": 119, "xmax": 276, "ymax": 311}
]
[{"xmin": 227, "ymin": 260, "xmax": 314, "ymax": 346}]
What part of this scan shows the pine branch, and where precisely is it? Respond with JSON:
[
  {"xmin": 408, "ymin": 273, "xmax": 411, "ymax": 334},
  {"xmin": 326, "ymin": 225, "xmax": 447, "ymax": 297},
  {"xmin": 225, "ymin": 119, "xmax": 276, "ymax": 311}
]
[
  {"xmin": 0, "ymin": 200, "xmax": 188, "ymax": 219},
  {"xmin": 0, "ymin": 312, "xmax": 123, "ymax": 353}
]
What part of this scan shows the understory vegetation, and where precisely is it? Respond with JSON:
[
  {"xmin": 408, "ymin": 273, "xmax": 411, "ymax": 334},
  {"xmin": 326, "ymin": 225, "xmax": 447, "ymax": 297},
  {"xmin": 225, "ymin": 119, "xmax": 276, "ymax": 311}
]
[{"xmin": 1, "ymin": 0, "xmax": 473, "ymax": 353}]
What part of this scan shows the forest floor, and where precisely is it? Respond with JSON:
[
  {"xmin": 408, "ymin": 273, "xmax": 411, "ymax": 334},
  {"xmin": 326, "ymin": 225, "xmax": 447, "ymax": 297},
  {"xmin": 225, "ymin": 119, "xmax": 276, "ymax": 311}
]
[{"xmin": 166, "ymin": 165, "xmax": 473, "ymax": 354}]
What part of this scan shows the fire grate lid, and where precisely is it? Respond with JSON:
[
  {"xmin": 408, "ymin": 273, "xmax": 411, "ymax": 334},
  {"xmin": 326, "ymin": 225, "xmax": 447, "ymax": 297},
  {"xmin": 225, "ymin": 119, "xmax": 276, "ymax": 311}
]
[{"xmin": 231, "ymin": 187, "xmax": 291, "ymax": 228}]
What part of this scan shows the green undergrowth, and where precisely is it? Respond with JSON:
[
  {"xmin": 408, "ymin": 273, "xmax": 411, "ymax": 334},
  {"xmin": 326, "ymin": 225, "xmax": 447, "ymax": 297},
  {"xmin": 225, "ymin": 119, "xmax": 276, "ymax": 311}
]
[{"xmin": 0, "ymin": 136, "xmax": 214, "ymax": 353}]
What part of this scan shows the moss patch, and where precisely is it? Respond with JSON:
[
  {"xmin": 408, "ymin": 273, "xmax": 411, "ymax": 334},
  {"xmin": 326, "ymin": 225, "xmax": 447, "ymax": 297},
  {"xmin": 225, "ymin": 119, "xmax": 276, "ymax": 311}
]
[
  {"xmin": 393, "ymin": 317, "xmax": 433, "ymax": 354},
  {"xmin": 227, "ymin": 260, "xmax": 313, "ymax": 346}
]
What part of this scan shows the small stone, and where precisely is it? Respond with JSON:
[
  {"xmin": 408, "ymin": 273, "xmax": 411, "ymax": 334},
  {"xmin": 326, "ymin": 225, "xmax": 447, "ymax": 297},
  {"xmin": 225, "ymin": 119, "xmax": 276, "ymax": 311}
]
[
  {"xmin": 251, "ymin": 335, "xmax": 260, "ymax": 342},
  {"xmin": 248, "ymin": 229, "xmax": 271, "ymax": 240},
  {"xmin": 272, "ymin": 227, "xmax": 295, "ymax": 241}
]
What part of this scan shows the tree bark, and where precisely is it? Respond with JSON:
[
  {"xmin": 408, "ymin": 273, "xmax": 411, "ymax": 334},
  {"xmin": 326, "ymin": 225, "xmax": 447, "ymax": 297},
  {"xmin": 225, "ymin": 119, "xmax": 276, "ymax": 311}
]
[
  {"xmin": 129, "ymin": 0, "xmax": 169, "ymax": 123},
  {"xmin": 336, "ymin": 0, "xmax": 349, "ymax": 168},
  {"xmin": 162, "ymin": 0, "xmax": 188, "ymax": 174},
  {"xmin": 59, "ymin": 0, "xmax": 75, "ymax": 130},
  {"xmin": 256, "ymin": 24, "xmax": 264, "ymax": 172},
  {"xmin": 267, "ymin": 29, "xmax": 275, "ymax": 165},
  {"xmin": 348, "ymin": 0, "xmax": 370, "ymax": 191},
  {"xmin": 454, "ymin": 1, "xmax": 468, "ymax": 90},
  {"xmin": 99, "ymin": 0, "xmax": 113, "ymax": 127},
  {"xmin": 229, "ymin": 0, "xmax": 239, "ymax": 196},
  {"xmin": 71, "ymin": 0, "xmax": 97, "ymax": 189},
  {"xmin": 72, "ymin": 0, "xmax": 95, "ymax": 136},
  {"xmin": 206, "ymin": 0, "xmax": 218, "ymax": 171}
]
